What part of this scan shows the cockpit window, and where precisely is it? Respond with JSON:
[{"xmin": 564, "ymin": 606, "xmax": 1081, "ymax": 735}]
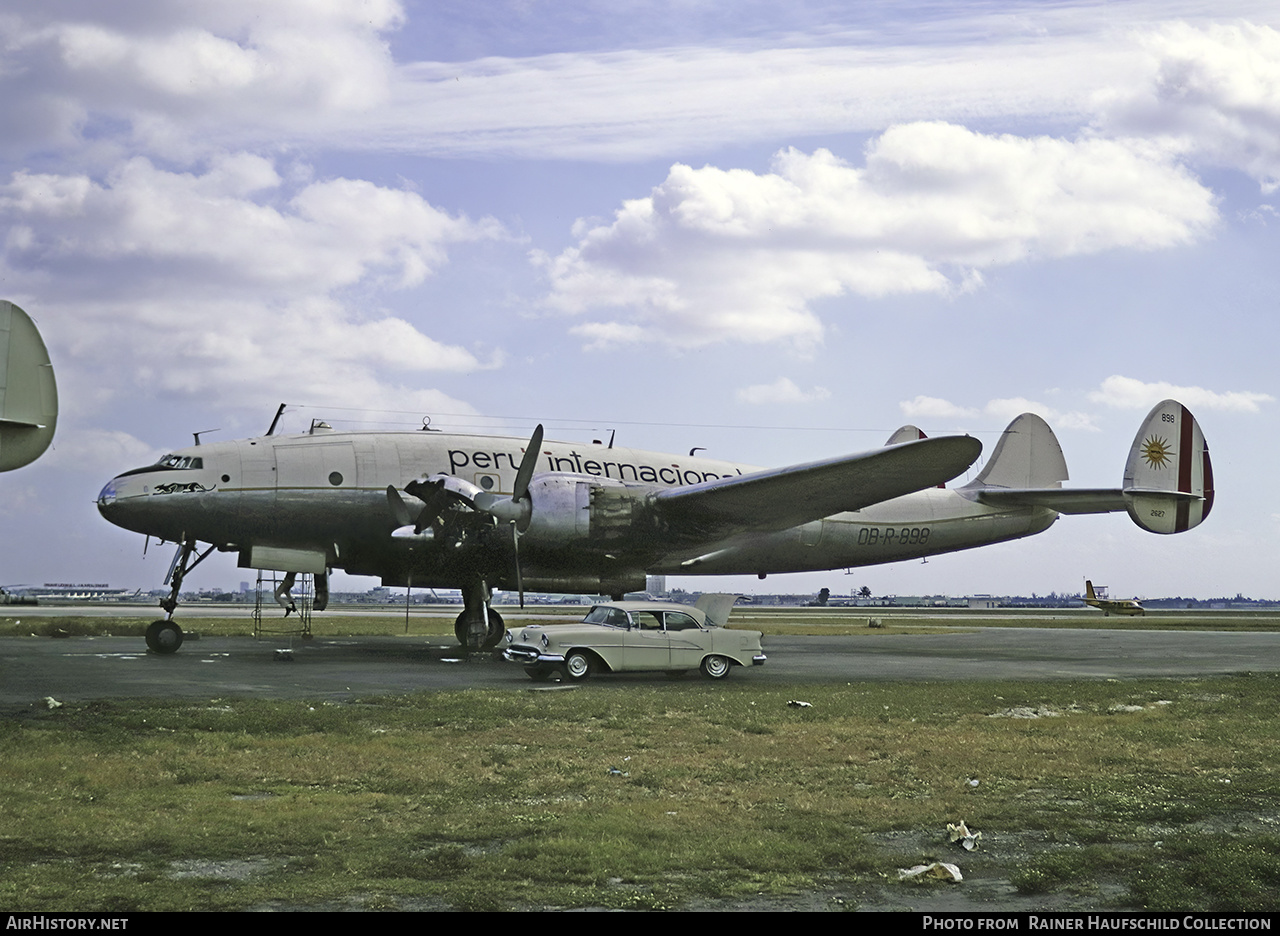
[{"xmin": 155, "ymin": 455, "xmax": 203, "ymax": 470}]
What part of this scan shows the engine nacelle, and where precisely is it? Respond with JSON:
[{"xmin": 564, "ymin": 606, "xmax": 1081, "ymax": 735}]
[{"xmin": 524, "ymin": 474, "xmax": 651, "ymax": 543}]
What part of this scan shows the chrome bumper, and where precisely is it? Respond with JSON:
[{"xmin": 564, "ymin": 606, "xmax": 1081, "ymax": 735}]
[
  {"xmin": 752, "ymin": 654, "xmax": 767, "ymax": 666},
  {"xmin": 503, "ymin": 646, "xmax": 564, "ymax": 666}
]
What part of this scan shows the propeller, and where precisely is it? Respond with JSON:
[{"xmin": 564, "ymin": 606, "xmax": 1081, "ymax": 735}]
[
  {"xmin": 474, "ymin": 424, "xmax": 543, "ymax": 606},
  {"xmin": 386, "ymin": 425, "xmax": 545, "ymax": 605}
]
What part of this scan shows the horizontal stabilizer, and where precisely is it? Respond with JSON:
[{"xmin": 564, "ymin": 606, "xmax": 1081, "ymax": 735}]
[
  {"xmin": 655, "ymin": 435, "xmax": 982, "ymax": 537},
  {"xmin": 974, "ymin": 488, "xmax": 1127, "ymax": 514}
]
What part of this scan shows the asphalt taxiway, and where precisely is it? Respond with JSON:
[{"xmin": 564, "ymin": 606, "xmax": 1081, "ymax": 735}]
[{"xmin": 2, "ymin": 627, "xmax": 1278, "ymax": 704}]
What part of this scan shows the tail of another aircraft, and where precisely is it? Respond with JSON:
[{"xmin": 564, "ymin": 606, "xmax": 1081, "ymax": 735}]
[{"xmin": 1085, "ymin": 580, "xmax": 1097, "ymax": 600}]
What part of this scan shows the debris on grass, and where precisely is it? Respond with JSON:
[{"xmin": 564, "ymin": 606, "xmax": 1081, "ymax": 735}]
[
  {"xmin": 898, "ymin": 862, "xmax": 963, "ymax": 883},
  {"xmin": 947, "ymin": 821, "xmax": 981, "ymax": 851},
  {"xmin": 787, "ymin": 700, "xmax": 812, "ymax": 708}
]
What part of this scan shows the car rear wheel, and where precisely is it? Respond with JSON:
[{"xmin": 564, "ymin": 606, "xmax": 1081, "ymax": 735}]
[
  {"xmin": 700, "ymin": 655, "xmax": 731, "ymax": 679},
  {"xmin": 563, "ymin": 650, "xmax": 593, "ymax": 681}
]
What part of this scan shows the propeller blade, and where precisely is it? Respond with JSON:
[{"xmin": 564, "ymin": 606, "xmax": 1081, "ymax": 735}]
[
  {"xmin": 386, "ymin": 486, "xmax": 413, "ymax": 527},
  {"xmin": 511, "ymin": 522, "xmax": 524, "ymax": 608},
  {"xmin": 512, "ymin": 424, "xmax": 543, "ymax": 502}
]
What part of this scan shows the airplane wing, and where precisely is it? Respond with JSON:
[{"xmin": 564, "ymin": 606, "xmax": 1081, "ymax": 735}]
[{"xmin": 651, "ymin": 435, "xmax": 981, "ymax": 537}]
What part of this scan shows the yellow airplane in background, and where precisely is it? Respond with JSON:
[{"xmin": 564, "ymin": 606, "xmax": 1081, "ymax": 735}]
[{"xmin": 1083, "ymin": 580, "xmax": 1145, "ymax": 616}]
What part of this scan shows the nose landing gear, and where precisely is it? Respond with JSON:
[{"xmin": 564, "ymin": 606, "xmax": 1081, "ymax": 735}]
[{"xmin": 147, "ymin": 537, "xmax": 214, "ymax": 654}]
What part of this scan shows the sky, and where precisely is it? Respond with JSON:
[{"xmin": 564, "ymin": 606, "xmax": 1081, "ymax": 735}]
[{"xmin": 1, "ymin": 0, "xmax": 1277, "ymax": 600}]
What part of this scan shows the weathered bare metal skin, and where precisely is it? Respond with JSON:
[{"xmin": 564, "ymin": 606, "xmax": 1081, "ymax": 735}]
[{"xmin": 97, "ymin": 402, "xmax": 1209, "ymax": 598}]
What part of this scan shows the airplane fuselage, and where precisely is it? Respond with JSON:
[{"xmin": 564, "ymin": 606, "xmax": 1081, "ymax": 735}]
[{"xmin": 98, "ymin": 428, "xmax": 1056, "ymax": 593}]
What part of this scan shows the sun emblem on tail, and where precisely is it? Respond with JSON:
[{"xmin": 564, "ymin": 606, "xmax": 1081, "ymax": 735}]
[{"xmin": 1141, "ymin": 435, "xmax": 1172, "ymax": 469}]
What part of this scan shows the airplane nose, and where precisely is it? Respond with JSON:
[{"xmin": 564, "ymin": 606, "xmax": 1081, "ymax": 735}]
[{"xmin": 96, "ymin": 478, "xmax": 122, "ymax": 525}]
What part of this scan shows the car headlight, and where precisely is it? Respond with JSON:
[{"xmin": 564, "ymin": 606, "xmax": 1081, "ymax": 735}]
[
  {"xmin": 504, "ymin": 631, "xmax": 513, "ymax": 644},
  {"xmin": 541, "ymin": 634, "xmax": 550, "ymax": 648}
]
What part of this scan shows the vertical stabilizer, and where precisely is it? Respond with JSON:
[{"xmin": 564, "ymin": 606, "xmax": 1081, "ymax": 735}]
[
  {"xmin": 971, "ymin": 413, "xmax": 1068, "ymax": 490},
  {"xmin": 0, "ymin": 300, "xmax": 58, "ymax": 471},
  {"xmin": 1123, "ymin": 400, "xmax": 1213, "ymax": 534}
]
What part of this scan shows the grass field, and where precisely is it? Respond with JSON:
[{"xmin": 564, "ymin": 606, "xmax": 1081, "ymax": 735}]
[
  {"xmin": 5, "ymin": 603, "xmax": 1280, "ymax": 640},
  {"xmin": 3, "ymin": 669, "xmax": 1278, "ymax": 911}
]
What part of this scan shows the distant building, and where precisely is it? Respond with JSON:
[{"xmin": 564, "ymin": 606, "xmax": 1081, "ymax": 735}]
[
  {"xmin": 646, "ymin": 575, "xmax": 667, "ymax": 597},
  {"xmin": 967, "ymin": 595, "xmax": 1000, "ymax": 610}
]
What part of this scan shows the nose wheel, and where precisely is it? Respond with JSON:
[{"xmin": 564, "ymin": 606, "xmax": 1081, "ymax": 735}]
[
  {"xmin": 145, "ymin": 619, "xmax": 184, "ymax": 654},
  {"xmin": 148, "ymin": 538, "xmax": 213, "ymax": 654}
]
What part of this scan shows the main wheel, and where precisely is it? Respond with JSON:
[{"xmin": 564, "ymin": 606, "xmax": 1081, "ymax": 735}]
[
  {"xmin": 454, "ymin": 608, "xmax": 506, "ymax": 649},
  {"xmin": 524, "ymin": 664, "xmax": 554, "ymax": 682},
  {"xmin": 562, "ymin": 650, "xmax": 593, "ymax": 681},
  {"xmin": 145, "ymin": 620, "xmax": 184, "ymax": 654},
  {"xmin": 700, "ymin": 655, "xmax": 731, "ymax": 679}
]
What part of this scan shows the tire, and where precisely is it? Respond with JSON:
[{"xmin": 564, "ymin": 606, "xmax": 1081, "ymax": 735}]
[
  {"xmin": 700, "ymin": 654, "xmax": 731, "ymax": 679},
  {"xmin": 524, "ymin": 665, "xmax": 554, "ymax": 682},
  {"xmin": 562, "ymin": 650, "xmax": 593, "ymax": 681},
  {"xmin": 482, "ymin": 609, "xmax": 505, "ymax": 649},
  {"xmin": 455, "ymin": 608, "xmax": 506, "ymax": 649},
  {"xmin": 145, "ymin": 620, "xmax": 184, "ymax": 654}
]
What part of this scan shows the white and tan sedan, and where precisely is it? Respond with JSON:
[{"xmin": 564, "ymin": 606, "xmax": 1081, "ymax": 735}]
[{"xmin": 502, "ymin": 597, "xmax": 766, "ymax": 681}]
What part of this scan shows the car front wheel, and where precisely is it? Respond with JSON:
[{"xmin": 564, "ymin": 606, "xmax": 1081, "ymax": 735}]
[
  {"xmin": 700, "ymin": 655, "xmax": 731, "ymax": 679},
  {"xmin": 563, "ymin": 650, "xmax": 593, "ymax": 681}
]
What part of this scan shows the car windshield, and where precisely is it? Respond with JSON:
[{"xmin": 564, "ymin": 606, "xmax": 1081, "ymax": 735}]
[{"xmin": 582, "ymin": 606, "xmax": 630, "ymax": 628}]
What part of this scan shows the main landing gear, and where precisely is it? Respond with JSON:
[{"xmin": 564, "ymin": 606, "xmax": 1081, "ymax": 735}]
[
  {"xmin": 146, "ymin": 537, "xmax": 214, "ymax": 654},
  {"xmin": 454, "ymin": 579, "xmax": 506, "ymax": 650}
]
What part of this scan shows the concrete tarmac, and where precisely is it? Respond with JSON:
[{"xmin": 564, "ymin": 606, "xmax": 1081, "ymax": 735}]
[{"xmin": 3, "ymin": 627, "xmax": 1278, "ymax": 704}]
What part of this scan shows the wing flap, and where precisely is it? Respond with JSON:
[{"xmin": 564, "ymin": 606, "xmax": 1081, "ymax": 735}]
[{"xmin": 653, "ymin": 435, "xmax": 981, "ymax": 535}]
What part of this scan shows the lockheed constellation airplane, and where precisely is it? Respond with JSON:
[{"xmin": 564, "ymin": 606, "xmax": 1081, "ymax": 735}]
[
  {"xmin": 96, "ymin": 399, "xmax": 1211, "ymax": 653},
  {"xmin": 0, "ymin": 301, "xmax": 57, "ymax": 472},
  {"xmin": 1083, "ymin": 579, "xmax": 1145, "ymax": 616}
]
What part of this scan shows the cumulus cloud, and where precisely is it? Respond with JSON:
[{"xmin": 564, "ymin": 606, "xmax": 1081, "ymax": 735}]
[
  {"xmin": 1100, "ymin": 22, "xmax": 1280, "ymax": 192},
  {"xmin": 900, "ymin": 394, "xmax": 1097, "ymax": 430},
  {"xmin": 0, "ymin": 154, "xmax": 505, "ymax": 414},
  {"xmin": 899, "ymin": 396, "xmax": 979, "ymax": 420},
  {"xmin": 40, "ymin": 428, "xmax": 164, "ymax": 472},
  {"xmin": 984, "ymin": 398, "xmax": 1098, "ymax": 432},
  {"xmin": 736, "ymin": 378, "xmax": 830, "ymax": 405},
  {"xmin": 1088, "ymin": 375, "xmax": 1275, "ymax": 413},
  {"xmin": 542, "ymin": 124, "xmax": 1216, "ymax": 349},
  {"xmin": 0, "ymin": 2, "xmax": 404, "ymax": 159},
  {"xmin": 0, "ymin": 154, "xmax": 499, "ymax": 294}
]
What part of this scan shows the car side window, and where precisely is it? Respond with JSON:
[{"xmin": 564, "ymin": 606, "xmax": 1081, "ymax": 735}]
[
  {"xmin": 664, "ymin": 611, "xmax": 700, "ymax": 632},
  {"xmin": 632, "ymin": 611, "xmax": 663, "ymax": 631},
  {"xmin": 584, "ymin": 606, "xmax": 629, "ymax": 627}
]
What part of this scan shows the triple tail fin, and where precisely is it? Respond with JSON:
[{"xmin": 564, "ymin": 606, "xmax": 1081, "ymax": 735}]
[
  {"xmin": 961, "ymin": 401, "xmax": 1212, "ymax": 534},
  {"xmin": 1122, "ymin": 400, "xmax": 1213, "ymax": 533}
]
